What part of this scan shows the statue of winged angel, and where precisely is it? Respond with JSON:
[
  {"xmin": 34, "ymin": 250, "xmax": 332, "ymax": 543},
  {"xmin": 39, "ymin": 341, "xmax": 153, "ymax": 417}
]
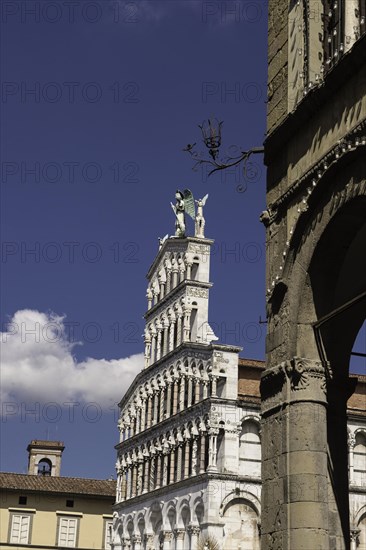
[
  {"xmin": 171, "ymin": 189, "xmax": 196, "ymax": 237},
  {"xmin": 195, "ymin": 193, "xmax": 208, "ymax": 238}
]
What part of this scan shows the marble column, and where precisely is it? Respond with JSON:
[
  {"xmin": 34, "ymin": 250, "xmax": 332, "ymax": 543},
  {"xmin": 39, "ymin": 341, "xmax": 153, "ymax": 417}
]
[
  {"xmin": 131, "ymin": 464, "xmax": 137, "ymax": 498},
  {"xmin": 146, "ymin": 395, "xmax": 153, "ymax": 428},
  {"xmin": 176, "ymin": 444, "xmax": 183, "ymax": 482},
  {"xmin": 172, "ymin": 380, "xmax": 179, "ymax": 415},
  {"xmin": 187, "ymin": 376, "xmax": 193, "ymax": 407},
  {"xmin": 169, "ymin": 447, "xmax": 176, "ymax": 484},
  {"xmin": 202, "ymin": 380, "xmax": 209, "ymax": 399},
  {"xmin": 144, "ymin": 333, "xmax": 151, "ymax": 369},
  {"xmin": 149, "ymin": 456, "xmax": 156, "ymax": 492},
  {"xmin": 156, "ymin": 453, "xmax": 162, "ymax": 489},
  {"xmin": 166, "ymin": 382, "xmax": 172, "ymax": 417},
  {"xmin": 207, "ymin": 429, "xmax": 218, "ymax": 473},
  {"xmin": 162, "ymin": 531, "xmax": 173, "ymax": 550},
  {"xmin": 137, "ymin": 459, "xmax": 143, "ymax": 495},
  {"xmin": 350, "ymin": 529, "xmax": 360, "ymax": 550},
  {"xmin": 140, "ymin": 399, "xmax": 146, "ymax": 431},
  {"xmin": 188, "ymin": 525, "xmax": 200, "ymax": 549},
  {"xmin": 126, "ymin": 466, "xmax": 132, "ymax": 499},
  {"xmin": 156, "ymin": 326, "xmax": 162, "ymax": 361},
  {"xmin": 199, "ymin": 433, "xmax": 206, "ymax": 473},
  {"xmin": 172, "ymin": 268, "xmax": 178, "ymax": 288},
  {"xmin": 211, "ymin": 375, "xmax": 218, "ymax": 397},
  {"xmin": 166, "ymin": 269, "xmax": 171, "ymax": 294},
  {"xmin": 175, "ymin": 529, "xmax": 185, "ymax": 550},
  {"xmin": 162, "ymin": 451, "xmax": 169, "ymax": 486},
  {"xmin": 168, "ymin": 319, "xmax": 176, "ymax": 352},
  {"xmin": 192, "ymin": 438, "xmax": 198, "ymax": 475},
  {"xmin": 184, "ymin": 440, "xmax": 190, "ymax": 478},
  {"xmin": 348, "ymin": 433, "xmax": 356, "ymax": 485},
  {"xmin": 176, "ymin": 314, "xmax": 182, "ymax": 346},
  {"xmin": 153, "ymin": 392, "xmax": 159, "ymax": 425},
  {"xmin": 143, "ymin": 459, "xmax": 149, "ymax": 493},
  {"xmin": 194, "ymin": 377, "xmax": 201, "ymax": 403},
  {"xmin": 186, "ymin": 262, "xmax": 192, "ymax": 280},
  {"xmin": 162, "ymin": 318, "xmax": 169, "ymax": 356},
  {"xmin": 132, "ymin": 535, "xmax": 142, "ymax": 550},
  {"xmin": 179, "ymin": 376, "xmax": 185, "ymax": 411},
  {"xmin": 150, "ymin": 334, "xmax": 156, "ymax": 365},
  {"xmin": 159, "ymin": 386, "xmax": 166, "ymax": 422}
]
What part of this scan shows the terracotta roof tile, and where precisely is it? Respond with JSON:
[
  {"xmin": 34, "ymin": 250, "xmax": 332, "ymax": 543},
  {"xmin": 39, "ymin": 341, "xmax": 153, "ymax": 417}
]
[{"xmin": 0, "ymin": 473, "xmax": 116, "ymax": 497}]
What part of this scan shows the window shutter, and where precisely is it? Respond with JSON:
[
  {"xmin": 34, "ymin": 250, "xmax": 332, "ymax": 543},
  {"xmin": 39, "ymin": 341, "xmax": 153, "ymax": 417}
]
[
  {"xmin": 10, "ymin": 514, "xmax": 30, "ymax": 543},
  {"xmin": 58, "ymin": 517, "xmax": 77, "ymax": 547}
]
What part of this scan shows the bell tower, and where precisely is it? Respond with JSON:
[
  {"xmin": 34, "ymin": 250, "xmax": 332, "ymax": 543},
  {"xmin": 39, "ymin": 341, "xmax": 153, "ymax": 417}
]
[{"xmin": 27, "ymin": 440, "xmax": 65, "ymax": 477}]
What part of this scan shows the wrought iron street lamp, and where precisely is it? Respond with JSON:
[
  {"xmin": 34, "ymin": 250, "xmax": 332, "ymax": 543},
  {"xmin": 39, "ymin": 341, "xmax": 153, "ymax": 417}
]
[{"xmin": 184, "ymin": 118, "xmax": 264, "ymax": 178}]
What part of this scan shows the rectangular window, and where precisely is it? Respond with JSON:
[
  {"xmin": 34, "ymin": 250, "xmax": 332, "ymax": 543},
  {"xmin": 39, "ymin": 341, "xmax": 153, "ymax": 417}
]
[
  {"xmin": 104, "ymin": 521, "xmax": 113, "ymax": 550},
  {"xmin": 58, "ymin": 517, "xmax": 78, "ymax": 547},
  {"xmin": 10, "ymin": 514, "xmax": 31, "ymax": 544}
]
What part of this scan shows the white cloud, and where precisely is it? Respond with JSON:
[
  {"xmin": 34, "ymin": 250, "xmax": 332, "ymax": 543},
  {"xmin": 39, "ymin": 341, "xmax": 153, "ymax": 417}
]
[{"xmin": 0, "ymin": 310, "xmax": 143, "ymax": 409}]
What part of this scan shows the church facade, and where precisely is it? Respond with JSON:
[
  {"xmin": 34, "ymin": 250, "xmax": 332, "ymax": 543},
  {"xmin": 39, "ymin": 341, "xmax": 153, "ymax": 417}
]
[{"xmin": 112, "ymin": 199, "xmax": 366, "ymax": 549}]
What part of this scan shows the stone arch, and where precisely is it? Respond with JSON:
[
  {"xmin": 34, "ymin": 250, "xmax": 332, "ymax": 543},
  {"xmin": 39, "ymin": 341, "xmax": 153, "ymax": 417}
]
[
  {"xmin": 193, "ymin": 496, "xmax": 205, "ymax": 525},
  {"xmin": 264, "ymin": 159, "xmax": 366, "ymax": 546},
  {"xmin": 221, "ymin": 495, "xmax": 260, "ymax": 550},
  {"xmin": 239, "ymin": 418, "xmax": 261, "ymax": 477}
]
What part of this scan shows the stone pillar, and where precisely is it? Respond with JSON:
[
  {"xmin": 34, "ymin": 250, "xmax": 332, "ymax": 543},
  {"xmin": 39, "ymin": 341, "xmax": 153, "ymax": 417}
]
[
  {"xmin": 175, "ymin": 529, "xmax": 185, "ymax": 550},
  {"xmin": 168, "ymin": 318, "xmax": 176, "ymax": 352},
  {"xmin": 260, "ymin": 357, "xmax": 331, "ymax": 549},
  {"xmin": 166, "ymin": 269, "xmax": 172, "ymax": 294},
  {"xmin": 120, "ymin": 469, "xmax": 127, "ymax": 501},
  {"xmin": 194, "ymin": 377, "xmax": 201, "ymax": 403},
  {"xmin": 140, "ymin": 399, "xmax": 146, "ymax": 431},
  {"xmin": 176, "ymin": 444, "xmax": 183, "ymax": 482},
  {"xmin": 187, "ymin": 376, "xmax": 193, "ymax": 407},
  {"xmin": 172, "ymin": 268, "xmax": 178, "ymax": 288},
  {"xmin": 348, "ymin": 432, "xmax": 355, "ymax": 485},
  {"xmin": 350, "ymin": 529, "xmax": 360, "ymax": 550},
  {"xmin": 132, "ymin": 535, "xmax": 142, "ymax": 550},
  {"xmin": 146, "ymin": 287, "xmax": 153, "ymax": 310},
  {"xmin": 172, "ymin": 379, "xmax": 179, "ymax": 415},
  {"xmin": 166, "ymin": 382, "xmax": 172, "ymax": 417},
  {"xmin": 144, "ymin": 534, "xmax": 155, "ymax": 550},
  {"xmin": 126, "ymin": 466, "xmax": 132, "ymax": 499},
  {"xmin": 162, "ymin": 531, "xmax": 173, "ymax": 550},
  {"xmin": 207, "ymin": 429, "xmax": 218, "ymax": 473},
  {"xmin": 146, "ymin": 395, "xmax": 153, "ymax": 428},
  {"xmin": 153, "ymin": 392, "xmax": 159, "ymax": 425},
  {"xmin": 150, "ymin": 334, "xmax": 156, "ymax": 365},
  {"xmin": 184, "ymin": 440, "xmax": 190, "ymax": 477},
  {"xmin": 162, "ymin": 318, "xmax": 169, "ymax": 356},
  {"xmin": 156, "ymin": 454, "xmax": 162, "ymax": 489},
  {"xmin": 182, "ymin": 307, "xmax": 191, "ymax": 342},
  {"xmin": 202, "ymin": 380, "xmax": 209, "ymax": 399},
  {"xmin": 186, "ymin": 262, "xmax": 192, "ymax": 280},
  {"xmin": 179, "ymin": 376, "xmax": 185, "ymax": 411},
  {"xmin": 156, "ymin": 326, "xmax": 162, "ymax": 361},
  {"xmin": 159, "ymin": 386, "xmax": 166, "ymax": 422},
  {"xmin": 144, "ymin": 332, "xmax": 151, "ymax": 369},
  {"xmin": 131, "ymin": 464, "xmax": 137, "ymax": 498},
  {"xmin": 211, "ymin": 375, "xmax": 218, "ymax": 397},
  {"xmin": 149, "ymin": 456, "xmax": 156, "ymax": 492},
  {"xmin": 176, "ymin": 314, "xmax": 182, "ymax": 346},
  {"xmin": 192, "ymin": 438, "xmax": 199, "ymax": 475},
  {"xmin": 162, "ymin": 451, "xmax": 169, "ymax": 486},
  {"xmin": 169, "ymin": 447, "xmax": 176, "ymax": 484},
  {"xmin": 143, "ymin": 459, "xmax": 149, "ymax": 493},
  {"xmin": 199, "ymin": 433, "xmax": 206, "ymax": 473},
  {"xmin": 188, "ymin": 525, "xmax": 200, "ymax": 549},
  {"xmin": 137, "ymin": 459, "xmax": 143, "ymax": 495}
]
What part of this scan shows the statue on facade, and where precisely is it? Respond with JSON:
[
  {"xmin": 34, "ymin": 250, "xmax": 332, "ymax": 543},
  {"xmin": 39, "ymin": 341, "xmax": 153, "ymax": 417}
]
[
  {"xmin": 195, "ymin": 194, "xmax": 208, "ymax": 238},
  {"xmin": 171, "ymin": 189, "xmax": 195, "ymax": 237}
]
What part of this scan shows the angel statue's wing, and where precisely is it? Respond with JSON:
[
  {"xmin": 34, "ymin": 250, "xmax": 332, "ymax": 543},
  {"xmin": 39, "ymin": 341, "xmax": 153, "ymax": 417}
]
[
  {"xmin": 183, "ymin": 189, "xmax": 196, "ymax": 220},
  {"xmin": 201, "ymin": 193, "xmax": 209, "ymax": 206}
]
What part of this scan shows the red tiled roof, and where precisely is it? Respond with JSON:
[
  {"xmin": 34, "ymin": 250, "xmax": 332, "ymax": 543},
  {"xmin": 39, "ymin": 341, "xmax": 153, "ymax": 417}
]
[{"xmin": 0, "ymin": 473, "xmax": 116, "ymax": 498}]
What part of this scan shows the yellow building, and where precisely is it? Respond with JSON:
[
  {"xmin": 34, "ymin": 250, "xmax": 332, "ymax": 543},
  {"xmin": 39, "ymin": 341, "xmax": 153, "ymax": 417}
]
[{"xmin": 0, "ymin": 441, "xmax": 115, "ymax": 549}]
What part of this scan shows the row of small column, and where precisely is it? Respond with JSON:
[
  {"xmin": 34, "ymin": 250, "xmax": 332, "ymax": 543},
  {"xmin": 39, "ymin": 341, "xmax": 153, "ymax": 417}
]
[
  {"xmin": 119, "ymin": 374, "xmax": 218, "ymax": 442},
  {"xmin": 120, "ymin": 525, "xmax": 201, "ymax": 550},
  {"xmin": 116, "ymin": 428, "xmax": 219, "ymax": 502},
  {"xmin": 144, "ymin": 303, "xmax": 195, "ymax": 367},
  {"xmin": 147, "ymin": 258, "xmax": 198, "ymax": 310}
]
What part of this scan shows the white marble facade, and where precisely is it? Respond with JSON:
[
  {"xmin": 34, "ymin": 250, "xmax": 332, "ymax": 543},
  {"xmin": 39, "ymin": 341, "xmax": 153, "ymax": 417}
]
[{"xmin": 112, "ymin": 231, "xmax": 366, "ymax": 549}]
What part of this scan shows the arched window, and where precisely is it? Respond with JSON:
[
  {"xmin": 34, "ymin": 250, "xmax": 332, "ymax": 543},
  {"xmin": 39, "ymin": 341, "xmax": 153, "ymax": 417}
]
[
  {"xmin": 354, "ymin": 432, "xmax": 366, "ymax": 486},
  {"xmin": 239, "ymin": 420, "xmax": 261, "ymax": 477},
  {"xmin": 37, "ymin": 458, "xmax": 52, "ymax": 476}
]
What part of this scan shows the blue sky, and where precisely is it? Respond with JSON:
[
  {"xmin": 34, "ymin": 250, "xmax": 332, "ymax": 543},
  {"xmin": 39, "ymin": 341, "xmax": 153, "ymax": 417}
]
[{"xmin": 1, "ymin": 1, "xmax": 364, "ymax": 479}]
